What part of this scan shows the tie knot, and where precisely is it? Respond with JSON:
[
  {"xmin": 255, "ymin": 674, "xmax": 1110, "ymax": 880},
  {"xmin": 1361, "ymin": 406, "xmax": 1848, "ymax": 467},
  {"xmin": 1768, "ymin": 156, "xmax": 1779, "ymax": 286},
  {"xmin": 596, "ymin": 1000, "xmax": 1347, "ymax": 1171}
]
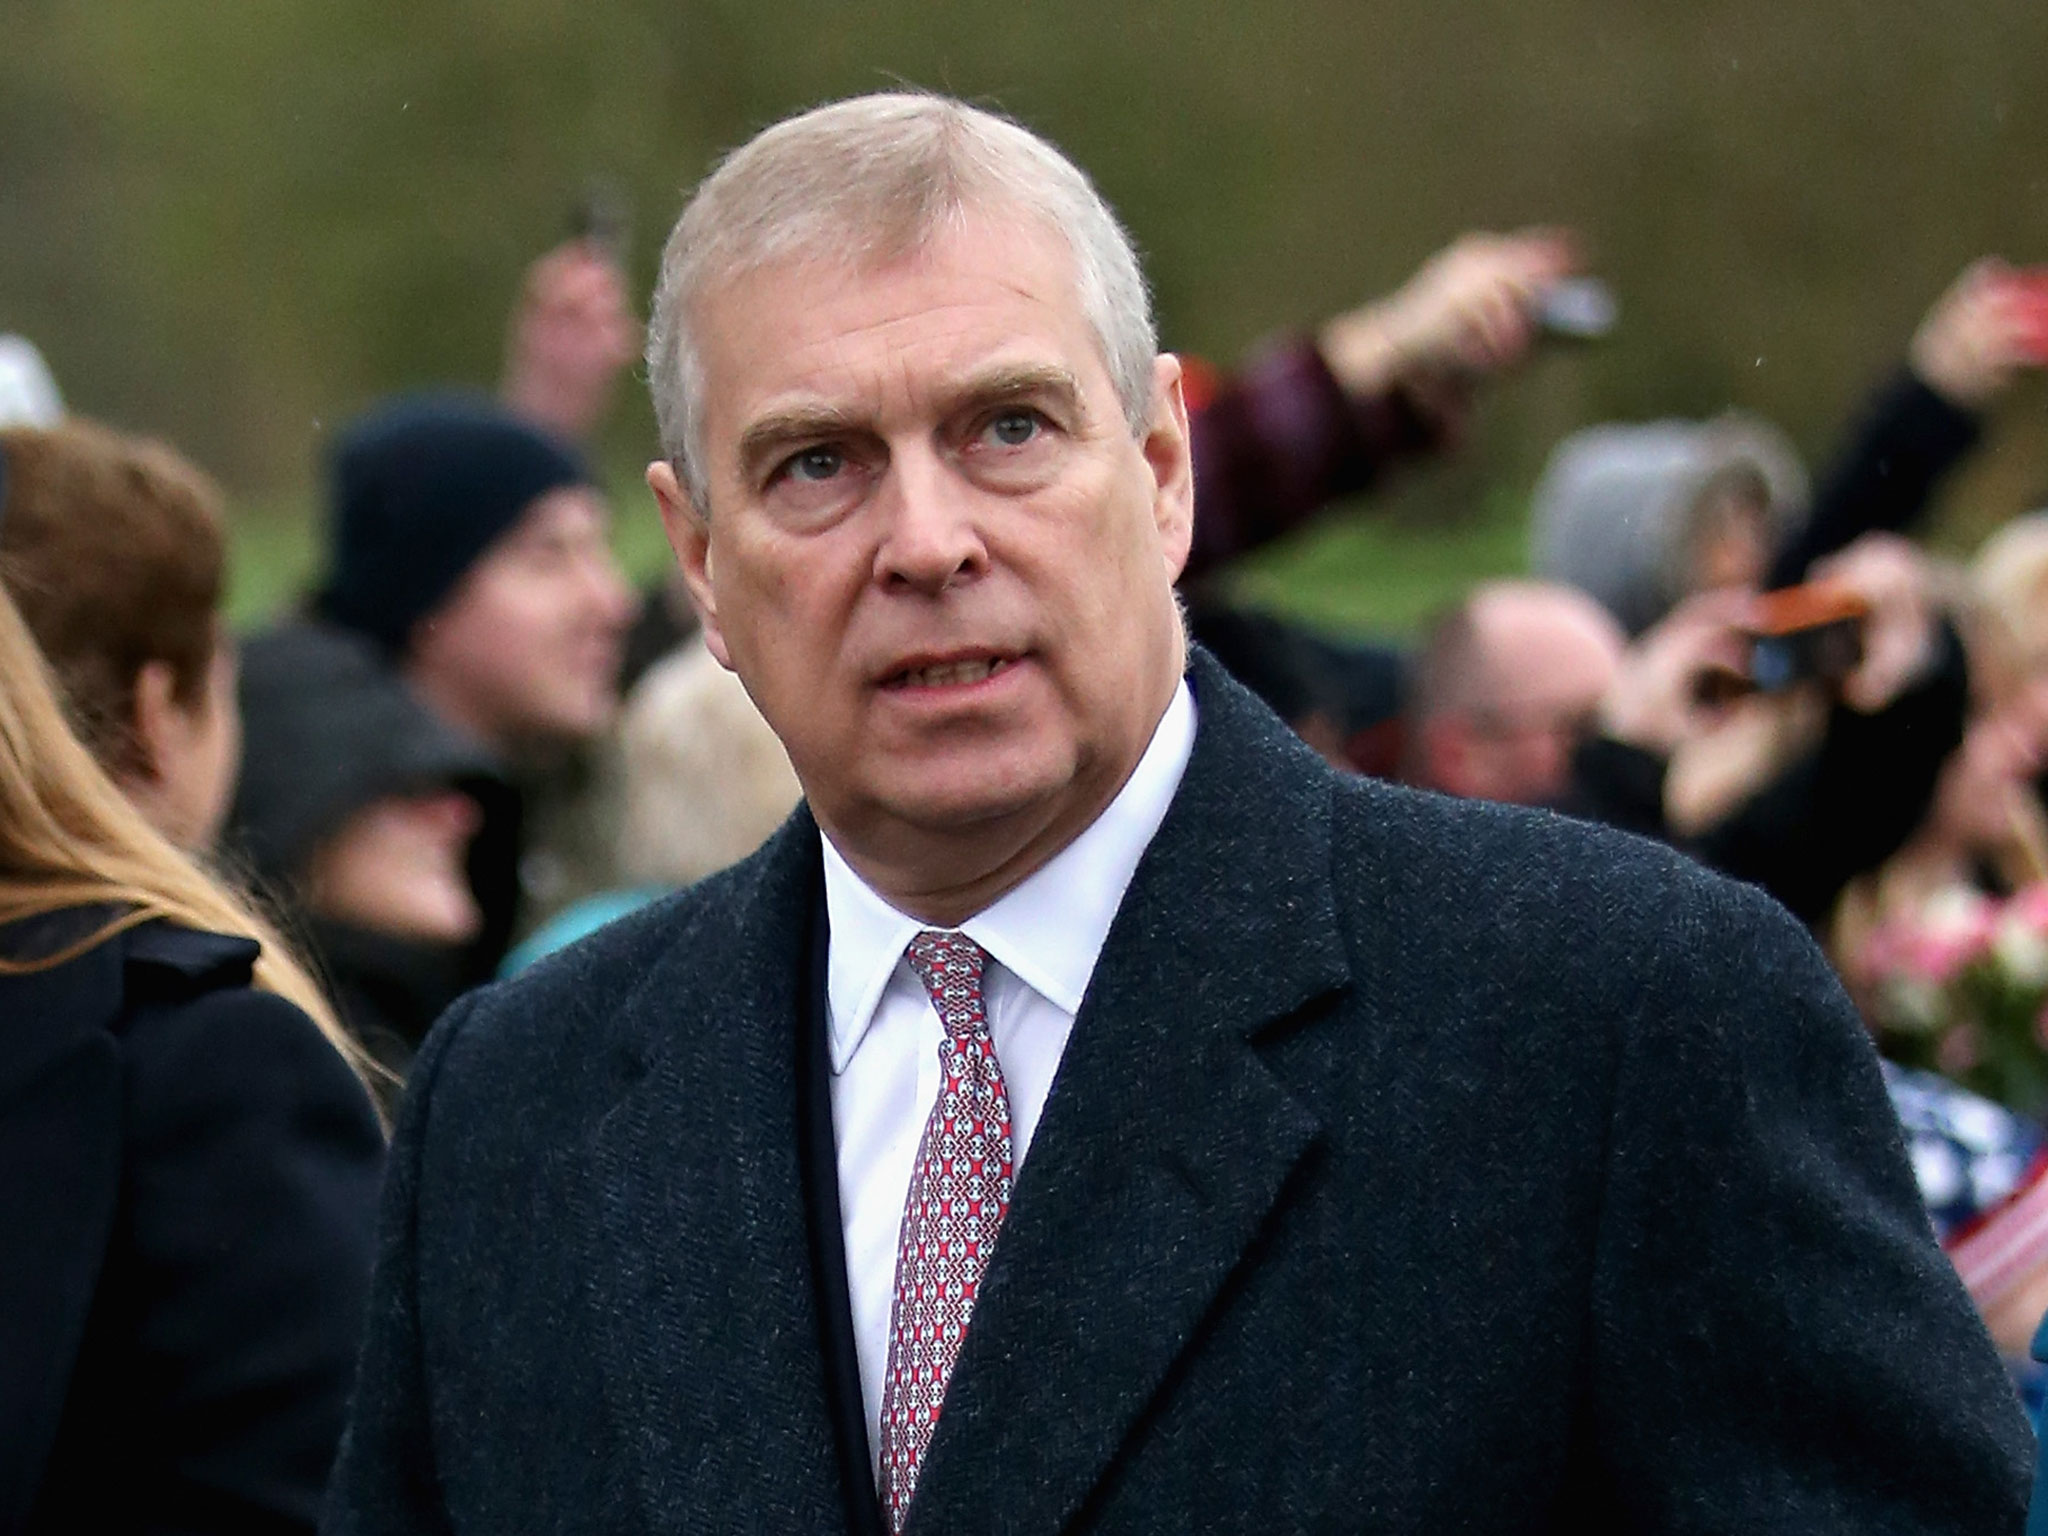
[{"xmin": 905, "ymin": 929, "xmax": 990, "ymax": 1039}]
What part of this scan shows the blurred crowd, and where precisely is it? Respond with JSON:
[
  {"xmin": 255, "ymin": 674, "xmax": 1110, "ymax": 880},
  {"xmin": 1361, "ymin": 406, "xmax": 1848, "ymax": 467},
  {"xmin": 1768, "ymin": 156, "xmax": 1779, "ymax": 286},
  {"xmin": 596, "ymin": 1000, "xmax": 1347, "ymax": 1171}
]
[{"xmin": 6, "ymin": 209, "xmax": 2048, "ymax": 1526}]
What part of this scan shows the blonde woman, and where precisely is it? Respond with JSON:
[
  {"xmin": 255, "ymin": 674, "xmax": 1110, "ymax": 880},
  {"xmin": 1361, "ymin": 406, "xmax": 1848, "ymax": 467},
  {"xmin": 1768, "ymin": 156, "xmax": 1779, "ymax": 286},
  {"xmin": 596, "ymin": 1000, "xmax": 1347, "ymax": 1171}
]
[{"xmin": 0, "ymin": 513, "xmax": 382, "ymax": 1528}]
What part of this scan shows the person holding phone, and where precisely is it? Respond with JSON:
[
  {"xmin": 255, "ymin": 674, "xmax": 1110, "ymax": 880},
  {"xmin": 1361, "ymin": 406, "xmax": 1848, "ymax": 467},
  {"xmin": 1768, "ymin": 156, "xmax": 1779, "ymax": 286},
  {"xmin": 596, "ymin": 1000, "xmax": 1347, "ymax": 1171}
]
[{"xmin": 1563, "ymin": 532, "xmax": 1967, "ymax": 926}]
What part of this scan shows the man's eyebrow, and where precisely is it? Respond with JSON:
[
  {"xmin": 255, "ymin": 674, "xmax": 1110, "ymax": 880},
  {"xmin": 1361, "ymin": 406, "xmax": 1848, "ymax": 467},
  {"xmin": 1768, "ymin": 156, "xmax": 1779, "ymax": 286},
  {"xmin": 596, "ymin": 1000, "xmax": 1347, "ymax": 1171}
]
[
  {"xmin": 735, "ymin": 405, "xmax": 866, "ymax": 479},
  {"xmin": 939, "ymin": 363, "xmax": 1083, "ymax": 416}
]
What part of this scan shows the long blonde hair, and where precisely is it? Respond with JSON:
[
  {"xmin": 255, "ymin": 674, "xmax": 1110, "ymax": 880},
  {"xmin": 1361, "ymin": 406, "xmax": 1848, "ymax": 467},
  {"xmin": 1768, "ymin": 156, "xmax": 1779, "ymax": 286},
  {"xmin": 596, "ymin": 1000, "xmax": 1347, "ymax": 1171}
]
[{"xmin": 0, "ymin": 582, "xmax": 379, "ymax": 1096}]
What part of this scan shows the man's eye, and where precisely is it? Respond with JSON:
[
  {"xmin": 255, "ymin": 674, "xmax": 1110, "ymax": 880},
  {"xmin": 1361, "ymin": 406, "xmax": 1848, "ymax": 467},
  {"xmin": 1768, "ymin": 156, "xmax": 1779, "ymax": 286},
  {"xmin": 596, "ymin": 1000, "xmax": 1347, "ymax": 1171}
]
[
  {"xmin": 985, "ymin": 410, "xmax": 1041, "ymax": 447},
  {"xmin": 782, "ymin": 446, "xmax": 845, "ymax": 484}
]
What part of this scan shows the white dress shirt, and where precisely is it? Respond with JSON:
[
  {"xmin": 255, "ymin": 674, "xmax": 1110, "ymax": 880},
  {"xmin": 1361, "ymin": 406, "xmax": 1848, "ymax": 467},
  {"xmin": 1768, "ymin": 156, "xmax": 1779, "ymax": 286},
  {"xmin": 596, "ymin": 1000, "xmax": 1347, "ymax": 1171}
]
[{"xmin": 821, "ymin": 679, "xmax": 1198, "ymax": 1467}]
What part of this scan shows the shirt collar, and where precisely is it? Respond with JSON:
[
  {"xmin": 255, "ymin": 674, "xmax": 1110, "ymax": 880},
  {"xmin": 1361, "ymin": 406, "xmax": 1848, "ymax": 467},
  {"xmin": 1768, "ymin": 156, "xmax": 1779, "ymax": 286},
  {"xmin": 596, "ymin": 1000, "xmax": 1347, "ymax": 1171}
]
[{"xmin": 821, "ymin": 678, "xmax": 1197, "ymax": 1073}]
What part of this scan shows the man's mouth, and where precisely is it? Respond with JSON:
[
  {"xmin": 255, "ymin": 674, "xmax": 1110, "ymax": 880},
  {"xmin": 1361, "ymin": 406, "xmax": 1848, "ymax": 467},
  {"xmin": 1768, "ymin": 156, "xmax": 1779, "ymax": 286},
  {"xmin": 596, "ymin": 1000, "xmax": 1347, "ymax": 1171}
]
[{"xmin": 884, "ymin": 655, "xmax": 1014, "ymax": 690}]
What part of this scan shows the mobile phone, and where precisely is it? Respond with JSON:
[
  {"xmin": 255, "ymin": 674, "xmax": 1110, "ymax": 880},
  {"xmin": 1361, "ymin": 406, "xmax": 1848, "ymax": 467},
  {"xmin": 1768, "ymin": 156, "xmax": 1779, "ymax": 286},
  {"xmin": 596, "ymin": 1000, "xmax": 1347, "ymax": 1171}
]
[
  {"xmin": 2001, "ymin": 268, "xmax": 2048, "ymax": 366},
  {"xmin": 1745, "ymin": 582, "xmax": 1869, "ymax": 693},
  {"xmin": 1533, "ymin": 277, "xmax": 1618, "ymax": 343},
  {"xmin": 568, "ymin": 179, "xmax": 631, "ymax": 266}
]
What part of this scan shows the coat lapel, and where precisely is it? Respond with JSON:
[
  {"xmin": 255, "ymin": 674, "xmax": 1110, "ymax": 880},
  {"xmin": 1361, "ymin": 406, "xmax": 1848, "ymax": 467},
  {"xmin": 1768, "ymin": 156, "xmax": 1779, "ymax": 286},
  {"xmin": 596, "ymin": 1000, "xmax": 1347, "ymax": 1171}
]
[
  {"xmin": 586, "ymin": 813, "xmax": 849, "ymax": 1529},
  {"xmin": 906, "ymin": 655, "xmax": 1351, "ymax": 1535}
]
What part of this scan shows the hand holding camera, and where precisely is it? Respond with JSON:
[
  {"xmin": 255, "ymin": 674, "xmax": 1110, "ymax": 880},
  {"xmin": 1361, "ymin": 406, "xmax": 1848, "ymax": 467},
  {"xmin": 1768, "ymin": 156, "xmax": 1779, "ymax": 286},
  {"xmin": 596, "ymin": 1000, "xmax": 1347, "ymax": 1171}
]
[
  {"xmin": 1598, "ymin": 588, "xmax": 1757, "ymax": 755},
  {"xmin": 1319, "ymin": 227, "xmax": 1585, "ymax": 395},
  {"xmin": 1601, "ymin": 533, "xmax": 1938, "ymax": 764},
  {"xmin": 1804, "ymin": 533, "xmax": 1939, "ymax": 714},
  {"xmin": 1909, "ymin": 257, "xmax": 2048, "ymax": 409}
]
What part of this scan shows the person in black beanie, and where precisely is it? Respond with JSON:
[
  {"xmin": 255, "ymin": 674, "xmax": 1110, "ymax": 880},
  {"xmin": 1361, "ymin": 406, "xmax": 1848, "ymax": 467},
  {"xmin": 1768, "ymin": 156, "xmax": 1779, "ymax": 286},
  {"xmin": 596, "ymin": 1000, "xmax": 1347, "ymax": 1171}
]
[
  {"xmin": 313, "ymin": 393, "xmax": 635, "ymax": 978},
  {"xmin": 227, "ymin": 620, "xmax": 501, "ymax": 1103}
]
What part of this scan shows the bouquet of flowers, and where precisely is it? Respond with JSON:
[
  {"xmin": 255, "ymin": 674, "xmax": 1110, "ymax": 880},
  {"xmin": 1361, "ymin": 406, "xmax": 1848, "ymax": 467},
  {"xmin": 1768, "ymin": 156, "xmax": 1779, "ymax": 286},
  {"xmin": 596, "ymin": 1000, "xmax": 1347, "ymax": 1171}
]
[{"xmin": 1864, "ymin": 882, "xmax": 2048, "ymax": 1116}]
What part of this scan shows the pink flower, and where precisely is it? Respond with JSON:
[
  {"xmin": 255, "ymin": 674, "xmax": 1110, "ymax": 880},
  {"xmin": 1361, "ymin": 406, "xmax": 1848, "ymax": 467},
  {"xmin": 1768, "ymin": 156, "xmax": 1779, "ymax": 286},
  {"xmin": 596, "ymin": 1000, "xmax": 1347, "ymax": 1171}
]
[
  {"xmin": 2010, "ymin": 883, "xmax": 2048, "ymax": 933},
  {"xmin": 1907, "ymin": 928, "xmax": 1993, "ymax": 984},
  {"xmin": 1871, "ymin": 887, "xmax": 1998, "ymax": 987}
]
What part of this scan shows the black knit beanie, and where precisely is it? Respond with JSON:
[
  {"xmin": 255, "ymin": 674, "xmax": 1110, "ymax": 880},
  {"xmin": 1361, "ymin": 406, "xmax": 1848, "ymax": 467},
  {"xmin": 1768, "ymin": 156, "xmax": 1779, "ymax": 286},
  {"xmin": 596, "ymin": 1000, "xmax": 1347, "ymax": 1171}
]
[{"xmin": 318, "ymin": 392, "xmax": 590, "ymax": 653}]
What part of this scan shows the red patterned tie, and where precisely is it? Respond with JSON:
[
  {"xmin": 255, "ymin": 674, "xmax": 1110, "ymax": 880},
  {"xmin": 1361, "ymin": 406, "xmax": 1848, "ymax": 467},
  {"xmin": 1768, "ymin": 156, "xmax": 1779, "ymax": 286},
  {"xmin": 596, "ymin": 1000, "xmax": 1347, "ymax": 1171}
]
[{"xmin": 877, "ymin": 930, "xmax": 1015, "ymax": 1532}]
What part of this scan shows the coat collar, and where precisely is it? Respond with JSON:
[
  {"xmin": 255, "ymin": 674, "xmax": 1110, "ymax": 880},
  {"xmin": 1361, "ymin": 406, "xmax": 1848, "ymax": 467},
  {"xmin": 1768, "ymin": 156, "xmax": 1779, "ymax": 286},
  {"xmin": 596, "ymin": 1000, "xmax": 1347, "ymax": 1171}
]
[{"xmin": 586, "ymin": 648, "xmax": 1351, "ymax": 1533}]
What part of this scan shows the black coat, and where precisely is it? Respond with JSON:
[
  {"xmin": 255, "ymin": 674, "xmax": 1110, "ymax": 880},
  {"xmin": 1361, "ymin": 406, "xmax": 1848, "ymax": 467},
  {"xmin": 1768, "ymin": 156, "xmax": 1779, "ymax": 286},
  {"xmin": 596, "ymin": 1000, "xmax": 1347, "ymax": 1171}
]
[
  {"xmin": 0, "ymin": 910, "xmax": 385, "ymax": 1535},
  {"xmin": 1769, "ymin": 369, "xmax": 1982, "ymax": 588},
  {"xmin": 1565, "ymin": 620, "xmax": 1973, "ymax": 927},
  {"xmin": 328, "ymin": 654, "xmax": 2028, "ymax": 1533}
]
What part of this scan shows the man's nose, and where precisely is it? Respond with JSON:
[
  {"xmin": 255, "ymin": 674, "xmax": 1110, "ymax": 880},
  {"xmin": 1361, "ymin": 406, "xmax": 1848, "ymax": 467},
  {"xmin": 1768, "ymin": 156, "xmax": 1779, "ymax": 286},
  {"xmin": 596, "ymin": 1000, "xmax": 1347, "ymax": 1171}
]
[{"xmin": 872, "ymin": 446, "xmax": 988, "ymax": 594}]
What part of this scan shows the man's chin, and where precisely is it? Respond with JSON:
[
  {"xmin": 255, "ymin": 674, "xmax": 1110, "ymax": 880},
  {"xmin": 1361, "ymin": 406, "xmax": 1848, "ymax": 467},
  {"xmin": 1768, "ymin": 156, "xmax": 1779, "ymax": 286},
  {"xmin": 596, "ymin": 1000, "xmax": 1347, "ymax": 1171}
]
[
  {"xmin": 894, "ymin": 780, "xmax": 1060, "ymax": 835},
  {"xmin": 887, "ymin": 754, "xmax": 1133, "ymax": 863},
  {"xmin": 828, "ymin": 759, "xmax": 1056, "ymax": 850}
]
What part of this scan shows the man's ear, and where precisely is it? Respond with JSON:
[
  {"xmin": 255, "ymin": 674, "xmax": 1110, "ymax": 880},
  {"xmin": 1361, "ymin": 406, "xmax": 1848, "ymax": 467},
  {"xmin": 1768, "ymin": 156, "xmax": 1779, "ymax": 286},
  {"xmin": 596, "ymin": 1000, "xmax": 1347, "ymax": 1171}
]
[
  {"xmin": 646, "ymin": 459, "xmax": 732, "ymax": 670},
  {"xmin": 1142, "ymin": 354, "xmax": 1196, "ymax": 584}
]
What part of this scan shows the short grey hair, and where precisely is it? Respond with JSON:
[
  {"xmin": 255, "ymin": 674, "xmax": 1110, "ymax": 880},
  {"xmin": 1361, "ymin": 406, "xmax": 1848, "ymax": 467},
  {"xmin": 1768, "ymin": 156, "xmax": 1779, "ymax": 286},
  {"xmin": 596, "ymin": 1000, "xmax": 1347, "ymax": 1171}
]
[{"xmin": 645, "ymin": 92, "xmax": 1158, "ymax": 514}]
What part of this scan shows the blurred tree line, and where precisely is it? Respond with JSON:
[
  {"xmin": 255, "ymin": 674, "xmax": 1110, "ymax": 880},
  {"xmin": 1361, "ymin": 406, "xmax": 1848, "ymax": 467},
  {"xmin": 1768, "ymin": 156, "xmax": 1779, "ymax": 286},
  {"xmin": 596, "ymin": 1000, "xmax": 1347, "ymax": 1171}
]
[{"xmin": 6, "ymin": 0, "xmax": 2048, "ymax": 599}]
